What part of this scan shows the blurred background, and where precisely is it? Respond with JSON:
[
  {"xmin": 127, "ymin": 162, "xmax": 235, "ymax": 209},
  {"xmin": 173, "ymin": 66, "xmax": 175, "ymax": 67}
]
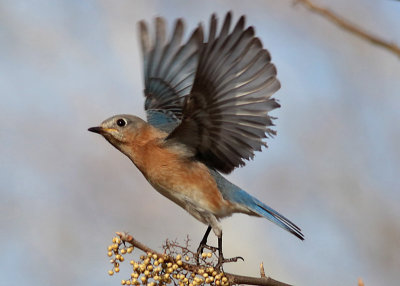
[{"xmin": 1, "ymin": 0, "xmax": 399, "ymax": 285}]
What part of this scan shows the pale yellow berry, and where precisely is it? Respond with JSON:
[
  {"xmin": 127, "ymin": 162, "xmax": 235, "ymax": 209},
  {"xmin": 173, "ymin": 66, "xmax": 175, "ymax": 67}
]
[
  {"xmin": 121, "ymin": 280, "xmax": 126, "ymax": 285},
  {"xmin": 131, "ymin": 279, "xmax": 137, "ymax": 284},
  {"xmin": 108, "ymin": 270, "xmax": 114, "ymax": 276},
  {"xmin": 164, "ymin": 274, "xmax": 170, "ymax": 280},
  {"xmin": 108, "ymin": 251, "xmax": 113, "ymax": 257},
  {"xmin": 119, "ymin": 256, "xmax": 124, "ymax": 262},
  {"xmin": 108, "ymin": 245, "xmax": 113, "ymax": 251},
  {"xmin": 127, "ymin": 247, "xmax": 134, "ymax": 253},
  {"xmin": 176, "ymin": 254, "xmax": 182, "ymax": 260},
  {"xmin": 115, "ymin": 267, "xmax": 120, "ymax": 273},
  {"xmin": 154, "ymin": 261, "xmax": 159, "ymax": 266},
  {"xmin": 215, "ymin": 280, "xmax": 221, "ymax": 285},
  {"xmin": 185, "ymin": 256, "xmax": 190, "ymax": 261},
  {"xmin": 121, "ymin": 249, "xmax": 127, "ymax": 254},
  {"xmin": 125, "ymin": 281, "xmax": 131, "ymax": 285},
  {"xmin": 158, "ymin": 257, "xmax": 164, "ymax": 263},
  {"xmin": 222, "ymin": 277, "xmax": 228, "ymax": 283},
  {"xmin": 177, "ymin": 260, "xmax": 183, "ymax": 266},
  {"xmin": 130, "ymin": 260, "xmax": 135, "ymax": 265},
  {"xmin": 147, "ymin": 252, "xmax": 152, "ymax": 257},
  {"xmin": 172, "ymin": 264, "xmax": 179, "ymax": 270},
  {"xmin": 212, "ymin": 271, "xmax": 217, "ymax": 277},
  {"xmin": 203, "ymin": 273, "xmax": 208, "ymax": 278},
  {"xmin": 147, "ymin": 265, "xmax": 153, "ymax": 271},
  {"xmin": 152, "ymin": 254, "xmax": 158, "ymax": 260},
  {"xmin": 201, "ymin": 253, "xmax": 207, "ymax": 258},
  {"xmin": 207, "ymin": 253, "xmax": 212, "ymax": 258},
  {"xmin": 141, "ymin": 276, "xmax": 146, "ymax": 282}
]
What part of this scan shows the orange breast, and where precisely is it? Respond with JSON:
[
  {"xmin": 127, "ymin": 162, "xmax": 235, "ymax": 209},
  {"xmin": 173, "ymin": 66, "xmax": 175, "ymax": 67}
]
[{"xmin": 126, "ymin": 125, "xmax": 229, "ymax": 214}]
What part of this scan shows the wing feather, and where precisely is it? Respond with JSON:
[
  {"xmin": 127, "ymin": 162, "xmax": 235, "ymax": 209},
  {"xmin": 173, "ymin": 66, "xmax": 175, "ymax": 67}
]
[
  {"xmin": 139, "ymin": 18, "xmax": 203, "ymax": 131},
  {"xmin": 167, "ymin": 12, "xmax": 281, "ymax": 173}
]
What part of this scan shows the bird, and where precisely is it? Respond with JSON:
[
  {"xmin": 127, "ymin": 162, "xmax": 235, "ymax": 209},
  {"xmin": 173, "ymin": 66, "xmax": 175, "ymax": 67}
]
[{"xmin": 89, "ymin": 12, "xmax": 304, "ymax": 267}]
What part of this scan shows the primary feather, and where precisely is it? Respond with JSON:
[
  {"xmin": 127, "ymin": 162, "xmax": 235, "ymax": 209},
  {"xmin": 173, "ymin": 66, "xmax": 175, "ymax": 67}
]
[{"xmin": 167, "ymin": 12, "xmax": 281, "ymax": 173}]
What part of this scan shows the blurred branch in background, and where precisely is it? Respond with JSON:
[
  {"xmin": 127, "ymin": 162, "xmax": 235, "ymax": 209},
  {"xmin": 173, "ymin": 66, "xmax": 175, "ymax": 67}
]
[
  {"xmin": 294, "ymin": 0, "xmax": 400, "ymax": 58},
  {"xmin": 106, "ymin": 232, "xmax": 292, "ymax": 286}
]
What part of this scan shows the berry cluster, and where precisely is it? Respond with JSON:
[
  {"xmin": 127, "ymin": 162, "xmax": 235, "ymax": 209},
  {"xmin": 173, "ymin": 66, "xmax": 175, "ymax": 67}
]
[{"xmin": 106, "ymin": 236, "xmax": 229, "ymax": 286}]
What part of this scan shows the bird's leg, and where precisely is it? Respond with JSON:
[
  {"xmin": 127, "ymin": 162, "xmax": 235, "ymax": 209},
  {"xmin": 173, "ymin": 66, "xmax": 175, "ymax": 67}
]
[
  {"xmin": 196, "ymin": 226, "xmax": 218, "ymax": 264},
  {"xmin": 215, "ymin": 232, "xmax": 244, "ymax": 271}
]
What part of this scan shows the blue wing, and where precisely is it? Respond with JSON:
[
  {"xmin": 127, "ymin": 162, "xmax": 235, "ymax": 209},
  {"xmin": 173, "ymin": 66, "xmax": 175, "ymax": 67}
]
[{"xmin": 138, "ymin": 17, "xmax": 203, "ymax": 132}]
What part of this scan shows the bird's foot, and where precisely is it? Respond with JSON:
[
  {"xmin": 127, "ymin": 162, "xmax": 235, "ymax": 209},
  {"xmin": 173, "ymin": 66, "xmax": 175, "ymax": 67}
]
[
  {"xmin": 196, "ymin": 243, "xmax": 218, "ymax": 264},
  {"xmin": 215, "ymin": 254, "xmax": 244, "ymax": 271}
]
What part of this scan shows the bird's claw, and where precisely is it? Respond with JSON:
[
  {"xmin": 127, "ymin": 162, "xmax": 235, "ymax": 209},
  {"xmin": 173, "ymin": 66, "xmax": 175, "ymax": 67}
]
[
  {"xmin": 196, "ymin": 243, "xmax": 218, "ymax": 264},
  {"xmin": 216, "ymin": 255, "xmax": 244, "ymax": 271}
]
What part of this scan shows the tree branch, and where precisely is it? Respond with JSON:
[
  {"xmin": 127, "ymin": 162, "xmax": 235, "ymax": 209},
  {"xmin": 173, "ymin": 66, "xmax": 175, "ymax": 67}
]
[
  {"xmin": 295, "ymin": 0, "xmax": 400, "ymax": 58},
  {"xmin": 116, "ymin": 232, "xmax": 292, "ymax": 286}
]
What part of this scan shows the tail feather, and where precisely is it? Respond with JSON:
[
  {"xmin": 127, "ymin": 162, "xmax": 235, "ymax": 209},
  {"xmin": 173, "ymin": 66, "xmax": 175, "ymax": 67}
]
[
  {"xmin": 253, "ymin": 200, "xmax": 304, "ymax": 240},
  {"xmin": 211, "ymin": 169, "xmax": 304, "ymax": 240}
]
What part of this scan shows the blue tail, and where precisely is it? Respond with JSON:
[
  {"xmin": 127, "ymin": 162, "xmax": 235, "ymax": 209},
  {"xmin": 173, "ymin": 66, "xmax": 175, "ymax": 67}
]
[{"xmin": 211, "ymin": 170, "xmax": 304, "ymax": 240}]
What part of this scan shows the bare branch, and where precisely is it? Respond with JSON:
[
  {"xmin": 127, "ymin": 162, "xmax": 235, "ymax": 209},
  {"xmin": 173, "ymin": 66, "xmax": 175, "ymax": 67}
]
[
  {"xmin": 116, "ymin": 232, "xmax": 292, "ymax": 286},
  {"xmin": 295, "ymin": 0, "xmax": 400, "ymax": 58}
]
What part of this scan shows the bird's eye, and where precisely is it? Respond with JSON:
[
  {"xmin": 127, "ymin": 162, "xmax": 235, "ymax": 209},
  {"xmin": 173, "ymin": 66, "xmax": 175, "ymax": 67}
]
[{"xmin": 116, "ymin": 118, "xmax": 127, "ymax": 127}]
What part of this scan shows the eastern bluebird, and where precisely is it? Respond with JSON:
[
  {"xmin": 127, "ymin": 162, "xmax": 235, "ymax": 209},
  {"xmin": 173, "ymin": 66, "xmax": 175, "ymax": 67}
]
[{"xmin": 89, "ymin": 12, "xmax": 304, "ymax": 266}]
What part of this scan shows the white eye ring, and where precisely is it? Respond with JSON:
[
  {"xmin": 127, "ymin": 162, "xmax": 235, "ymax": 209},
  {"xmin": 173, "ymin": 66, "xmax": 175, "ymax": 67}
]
[{"xmin": 116, "ymin": 118, "xmax": 127, "ymax": 127}]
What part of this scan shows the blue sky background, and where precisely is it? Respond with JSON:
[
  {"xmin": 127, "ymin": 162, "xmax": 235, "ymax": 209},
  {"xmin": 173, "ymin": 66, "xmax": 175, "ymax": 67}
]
[{"xmin": 1, "ymin": 0, "xmax": 399, "ymax": 285}]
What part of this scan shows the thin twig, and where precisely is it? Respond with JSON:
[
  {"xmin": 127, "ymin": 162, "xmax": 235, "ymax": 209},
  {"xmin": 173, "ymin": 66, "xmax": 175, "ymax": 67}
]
[
  {"xmin": 295, "ymin": 0, "xmax": 400, "ymax": 58},
  {"xmin": 116, "ymin": 232, "xmax": 292, "ymax": 286}
]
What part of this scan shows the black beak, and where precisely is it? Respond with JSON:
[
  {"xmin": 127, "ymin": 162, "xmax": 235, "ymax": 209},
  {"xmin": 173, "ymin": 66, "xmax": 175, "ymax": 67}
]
[{"xmin": 88, "ymin": 126, "xmax": 103, "ymax": 134}]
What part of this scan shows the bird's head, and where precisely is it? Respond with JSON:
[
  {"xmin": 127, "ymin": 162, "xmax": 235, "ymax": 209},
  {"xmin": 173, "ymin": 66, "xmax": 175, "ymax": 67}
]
[{"xmin": 88, "ymin": 114, "xmax": 147, "ymax": 151}]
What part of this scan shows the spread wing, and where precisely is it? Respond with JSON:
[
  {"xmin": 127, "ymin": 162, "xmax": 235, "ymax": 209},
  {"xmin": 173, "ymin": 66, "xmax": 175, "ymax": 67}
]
[
  {"xmin": 139, "ymin": 17, "xmax": 203, "ymax": 132},
  {"xmin": 167, "ymin": 12, "xmax": 281, "ymax": 173}
]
